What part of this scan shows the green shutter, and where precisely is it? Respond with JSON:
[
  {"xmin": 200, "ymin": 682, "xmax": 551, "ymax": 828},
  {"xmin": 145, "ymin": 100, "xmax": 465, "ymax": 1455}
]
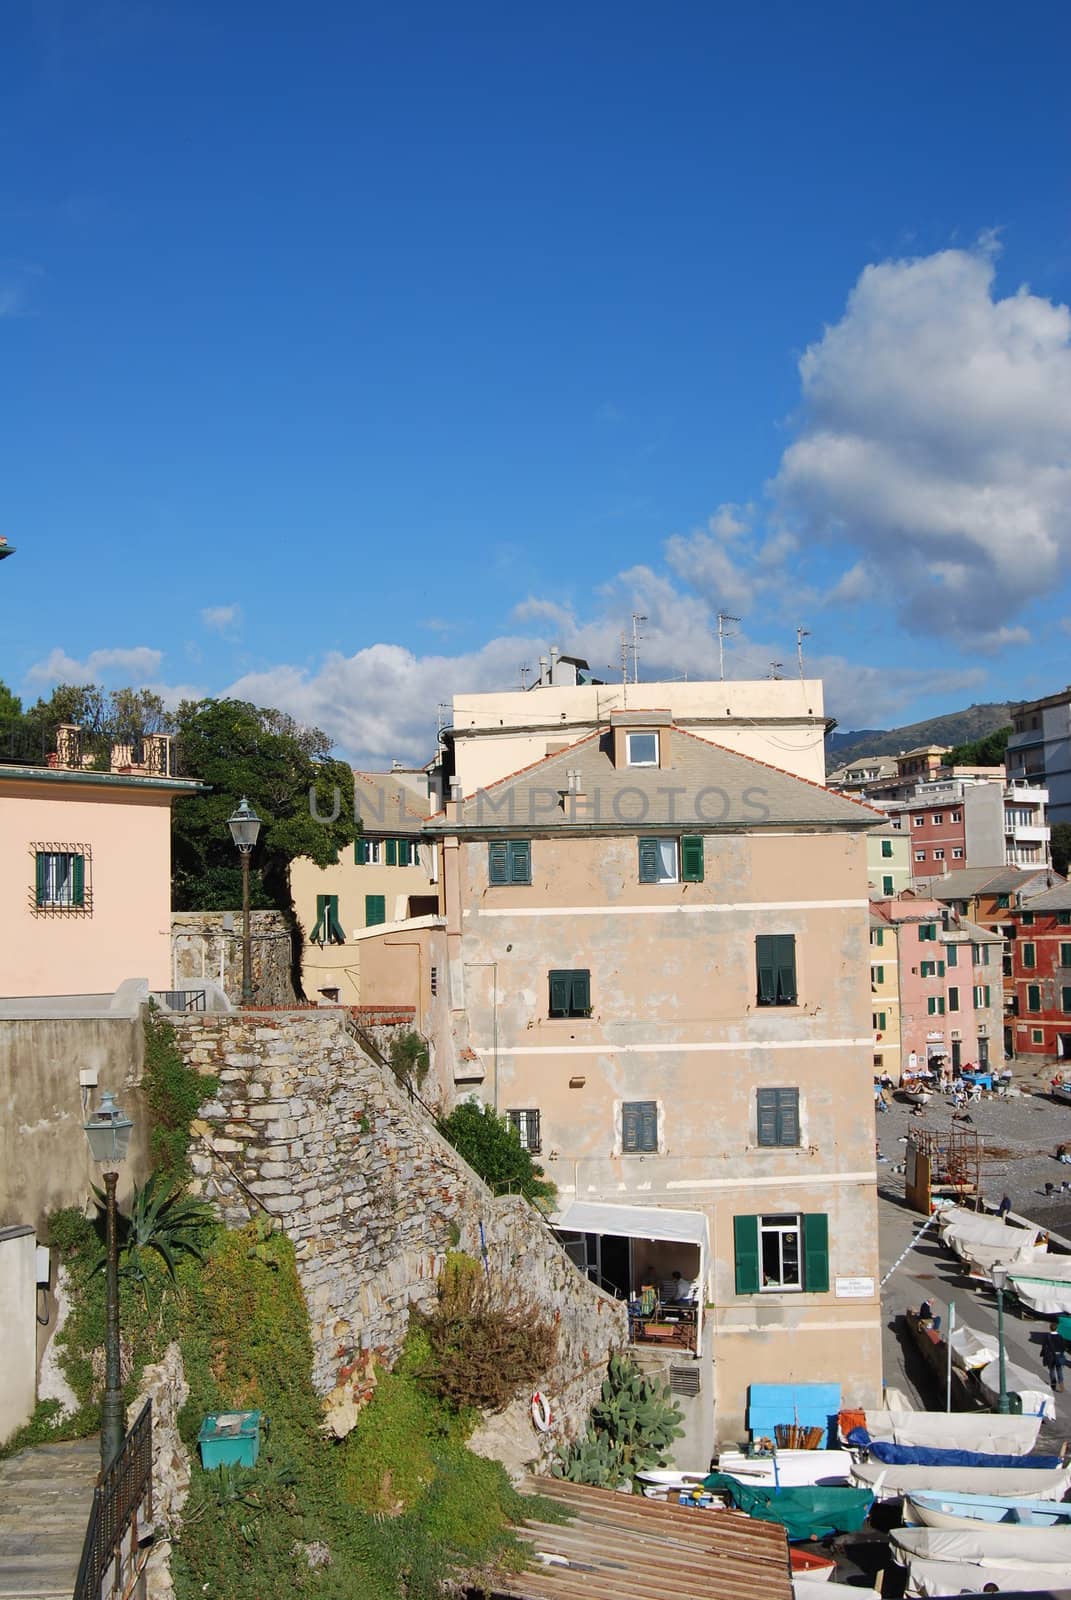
[
  {"xmin": 621, "ymin": 1103, "xmax": 640, "ymax": 1153},
  {"xmin": 881, "ymin": 839, "xmax": 893, "ymax": 858},
  {"xmin": 775, "ymin": 934, "xmax": 797, "ymax": 1003},
  {"xmin": 937, "ymin": 960, "xmax": 945, "ymax": 977},
  {"xmin": 946, "ymin": 944, "xmax": 958, "ymax": 967},
  {"xmin": 34, "ymin": 852, "xmax": 46, "ymax": 907},
  {"xmin": 639, "ymin": 1102, "xmax": 658, "ymax": 1151},
  {"xmin": 681, "ymin": 835, "xmax": 704, "ymax": 883},
  {"xmin": 1028, "ymin": 984, "xmax": 1041, "ymax": 1012},
  {"xmin": 1061, "ymin": 944, "xmax": 1071, "ymax": 968},
  {"xmin": 310, "ymin": 894, "xmax": 327, "ymax": 943},
  {"xmin": 733, "ymin": 1215, "xmax": 760, "ymax": 1294},
  {"xmin": 756, "ymin": 935, "xmax": 777, "ymax": 1004},
  {"xmin": 326, "ymin": 895, "xmax": 345, "ymax": 944},
  {"xmin": 802, "ymin": 1214, "xmax": 829, "ymax": 1292},
  {"xmin": 355, "ymin": 837, "xmax": 368, "ymax": 865},
  {"xmin": 638, "ymin": 838, "xmax": 659, "ymax": 883},
  {"xmin": 872, "ymin": 928, "xmax": 884, "ymax": 946},
  {"xmin": 1023, "ymin": 943, "xmax": 1036, "ymax": 969},
  {"xmin": 549, "ymin": 971, "xmax": 570, "ymax": 1016},
  {"xmin": 778, "ymin": 1087, "xmax": 799, "ymax": 1145},
  {"xmin": 1063, "ymin": 987, "xmax": 1071, "ymax": 1014},
  {"xmin": 71, "ymin": 854, "xmax": 85, "ymax": 907},
  {"xmin": 756, "ymin": 1087, "xmax": 779, "ymax": 1146},
  {"xmin": 570, "ymin": 970, "xmax": 591, "ymax": 1013},
  {"xmin": 882, "ymin": 875, "xmax": 894, "ymax": 894},
  {"xmin": 365, "ymin": 894, "xmax": 386, "ymax": 927},
  {"xmin": 385, "ymin": 838, "xmax": 397, "ymax": 867},
  {"xmin": 508, "ymin": 840, "xmax": 531, "ymax": 884},
  {"xmin": 488, "ymin": 842, "xmax": 509, "ymax": 885}
]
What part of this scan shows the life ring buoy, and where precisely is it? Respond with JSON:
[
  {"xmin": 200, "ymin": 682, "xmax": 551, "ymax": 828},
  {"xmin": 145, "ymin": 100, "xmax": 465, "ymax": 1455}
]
[{"xmin": 531, "ymin": 1391, "xmax": 553, "ymax": 1432}]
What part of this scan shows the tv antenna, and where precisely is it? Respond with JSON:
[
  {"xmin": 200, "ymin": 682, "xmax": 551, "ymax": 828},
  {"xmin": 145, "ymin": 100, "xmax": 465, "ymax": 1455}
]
[
  {"xmin": 717, "ymin": 613, "xmax": 740, "ymax": 681},
  {"xmin": 768, "ymin": 661, "xmax": 784, "ymax": 680},
  {"xmin": 436, "ymin": 702, "xmax": 451, "ymax": 741},
  {"xmin": 796, "ymin": 626, "xmax": 811, "ymax": 683},
  {"xmin": 631, "ymin": 613, "xmax": 647, "ymax": 684},
  {"xmin": 519, "ymin": 663, "xmax": 531, "ymax": 690}
]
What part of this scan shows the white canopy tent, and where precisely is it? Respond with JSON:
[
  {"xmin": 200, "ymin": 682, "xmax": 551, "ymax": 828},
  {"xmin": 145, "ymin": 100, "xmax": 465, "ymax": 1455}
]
[{"xmin": 553, "ymin": 1200, "xmax": 709, "ymax": 1349}]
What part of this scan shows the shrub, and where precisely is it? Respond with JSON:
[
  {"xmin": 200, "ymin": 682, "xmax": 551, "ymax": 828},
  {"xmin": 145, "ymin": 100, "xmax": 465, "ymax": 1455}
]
[
  {"xmin": 411, "ymin": 1251, "xmax": 557, "ymax": 1412},
  {"xmin": 389, "ymin": 1029, "xmax": 431, "ymax": 1092},
  {"xmin": 141, "ymin": 1007, "xmax": 218, "ymax": 1182},
  {"xmin": 437, "ymin": 1101, "xmax": 556, "ymax": 1207},
  {"xmin": 553, "ymin": 1351, "xmax": 684, "ymax": 1489}
]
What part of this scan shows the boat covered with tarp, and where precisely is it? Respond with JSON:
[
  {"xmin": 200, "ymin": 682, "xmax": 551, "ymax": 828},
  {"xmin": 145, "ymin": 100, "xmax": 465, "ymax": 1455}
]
[
  {"xmin": 938, "ymin": 1205, "xmax": 1044, "ymax": 1271},
  {"xmin": 700, "ymin": 1473, "xmax": 873, "ymax": 1539},
  {"xmin": 851, "ymin": 1455, "xmax": 1071, "ymax": 1501},
  {"xmin": 851, "ymin": 1409, "xmax": 1040, "ymax": 1454},
  {"xmin": 892, "ymin": 1524, "xmax": 1071, "ymax": 1595},
  {"xmin": 977, "ymin": 1356, "xmax": 1055, "ymax": 1421},
  {"xmin": 947, "ymin": 1321, "xmax": 999, "ymax": 1372},
  {"xmin": 846, "ymin": 1434, "xmax": 1061, "ymax": 1470},
  {"xmin": 1008, "ymin": 1254, "xmax": 1071, "ymax": 1315}
]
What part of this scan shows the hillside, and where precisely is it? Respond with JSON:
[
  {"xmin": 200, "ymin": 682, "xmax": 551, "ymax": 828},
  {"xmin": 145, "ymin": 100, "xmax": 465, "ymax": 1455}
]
[{"xmin": 827, "ymin": 701, "xmax": 1013, "ymax": 772}]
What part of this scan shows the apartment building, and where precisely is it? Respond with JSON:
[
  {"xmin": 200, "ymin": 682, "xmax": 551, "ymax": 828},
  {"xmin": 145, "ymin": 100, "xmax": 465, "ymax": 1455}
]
[
  {"xmin": 866, "ymin": 823, "xmax": 911, "ymax": 897},
  {"xmin": 1007, "ymin": 687, "xmax": 1071, "ymax": 825},
  {"xmin": 1007, "ymin": 883, "xmax": 1071, "ymax": 1059},
  {"xmin": 426, "ymin": 706, "xmax": 882, "ymax": 1442},
  {"xmin": 869, "ymin": 913, "xmax": 901, "ymax": 1081},
  {"xmin": 883, "ymin": 780, "xmax": 1049, "ymax": 878},
  {"xmin": 874, "ymin": 897, "xmax": 1003, "ymax": 1076}
]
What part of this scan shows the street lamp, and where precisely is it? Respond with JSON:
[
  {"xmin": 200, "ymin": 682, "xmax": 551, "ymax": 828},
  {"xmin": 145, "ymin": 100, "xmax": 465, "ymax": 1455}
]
[
  {"xmin": 227, "ymin": 797, "xmax": 262, "ymax": 1005},
  {"xmin": 992, "ymin": 1263, "xmax": 1010, "ymax": 1414},
  {"xmin": 83, "ymin": 1090, "xmax": 134, "ymax": 1471}
]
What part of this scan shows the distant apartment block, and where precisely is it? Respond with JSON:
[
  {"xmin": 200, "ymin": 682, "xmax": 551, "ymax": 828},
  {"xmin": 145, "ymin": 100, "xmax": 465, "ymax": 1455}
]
[
  {"xmin": 1007, "ymin": 687, "xmax": 1071, "ymax": 826},
  {"xmin": 881, "ymin": 779, "xmax": 1049, "ymax": 877},
  {"xmin": 1006, "ymin": 882, "xmax": 1071, "ymax": 1060}
]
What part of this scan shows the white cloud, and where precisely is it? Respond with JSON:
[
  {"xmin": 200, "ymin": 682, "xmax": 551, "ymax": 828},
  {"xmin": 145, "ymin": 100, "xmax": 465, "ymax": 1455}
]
[
  {"xmin": 200, "ymin": 603, "xmax": 241, "ymax": 634},
  {"xmin": 774, "ymin": 242, "xmax": 1071, "ymax": 642},
  {"xmin": 825, "ymin": 561, "xmax": 874, "ymax": 605},
  {"xmin": 26, "ymin": 645, "xmax": 164, "ymax": 685}
]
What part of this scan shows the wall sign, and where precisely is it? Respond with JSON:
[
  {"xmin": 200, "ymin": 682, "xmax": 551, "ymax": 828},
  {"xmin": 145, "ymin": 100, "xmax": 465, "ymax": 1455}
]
[{"xmin": 835, "ymin": 1276, "xmax": 875, "ymax": 1298}]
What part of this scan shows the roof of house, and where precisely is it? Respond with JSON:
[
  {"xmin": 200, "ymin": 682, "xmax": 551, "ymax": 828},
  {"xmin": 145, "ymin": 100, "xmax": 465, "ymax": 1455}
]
[
  {"xmin": 0, "ymin": 764, "xmax": 205, "ymax": 794},
  {"xmin": 1019, "ymin": 882, "xmax": 1071, "ymax": 912},
  {"xmin": 353, "ymin": 771, "xmax": 433, "ymax": 836},
  {"xmin": 429, "ymin": 726, "xmax": 880, "ymax": 834},
  {"xmin": 923, "ymin": 866, "xmax": 1057, "ymax": 900},
  {"xmin": 955, "ymin": 916, "xmax": 1003, "ymax": 944}
]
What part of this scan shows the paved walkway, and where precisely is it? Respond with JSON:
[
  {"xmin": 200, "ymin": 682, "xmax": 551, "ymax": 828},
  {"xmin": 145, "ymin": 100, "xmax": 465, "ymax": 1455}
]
[{"xmin": 0, "ymin": 1438, "xmax": 98, "ymax": 1599}]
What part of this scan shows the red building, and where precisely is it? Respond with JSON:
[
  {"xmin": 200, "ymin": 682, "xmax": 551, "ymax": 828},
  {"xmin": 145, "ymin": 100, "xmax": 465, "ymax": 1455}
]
[{"xmin": 1008, "ymin": 883, "xmax": 1071, "ymax": 1060}]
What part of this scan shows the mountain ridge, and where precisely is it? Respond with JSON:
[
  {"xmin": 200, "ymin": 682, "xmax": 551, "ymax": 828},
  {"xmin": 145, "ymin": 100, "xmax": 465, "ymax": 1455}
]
[{"xmin": 826, "ymin": 701, "xmax": 1013, "ymax": 772}]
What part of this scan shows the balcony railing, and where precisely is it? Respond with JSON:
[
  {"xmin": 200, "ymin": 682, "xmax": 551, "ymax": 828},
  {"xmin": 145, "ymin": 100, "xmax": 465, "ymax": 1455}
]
[{"xmin": 0, "ymin": 720, "xmax": 179, "ymax": 777}]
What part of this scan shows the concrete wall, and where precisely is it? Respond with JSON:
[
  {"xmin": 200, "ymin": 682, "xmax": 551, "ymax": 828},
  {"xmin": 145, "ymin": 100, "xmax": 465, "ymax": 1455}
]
[
  {"xmin": 0, "ymin": 1009, "xmax": 151, "ymax": 1236},
  {"xmin": 443, "ymin": 827, "xmax": 882, "ymax": 1441},
  {"xmin": 173, "ymin": 1011, "xmax": 626, "ymax": 1466},
  {"xmin": 171, "ymin": 911, "xmax": 296, "ymax": 1007},
  {"xmin": 0, "ymin": 775, "xmax": 177, "ymax": 997},
  {"xmin": 963, "ymin": 786, "xmax": 1004, "ymax": 869},
  {"xmin": 449, "ymin": 679, "xmax": 828, "ymax": 792},
  {"xmin": 0, "ymin": 1226, "xmax": 37, "ymax": 1444}
]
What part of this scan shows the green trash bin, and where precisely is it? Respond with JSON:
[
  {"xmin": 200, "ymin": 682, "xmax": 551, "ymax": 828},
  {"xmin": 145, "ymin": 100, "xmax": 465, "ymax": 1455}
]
[{"xmin": 198, "ymin": 1410, "xmax": 263, "ymax": 1469}]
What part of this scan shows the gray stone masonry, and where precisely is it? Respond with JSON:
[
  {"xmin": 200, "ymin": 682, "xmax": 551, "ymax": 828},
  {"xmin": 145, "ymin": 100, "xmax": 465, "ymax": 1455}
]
[
  {"xmin": 173, "ymin": 1010, "xmax": 625, "ymax": 1468},
  {"xmin": 171, "ymin": 911, "xmax": 296, "ymax": 1007}
]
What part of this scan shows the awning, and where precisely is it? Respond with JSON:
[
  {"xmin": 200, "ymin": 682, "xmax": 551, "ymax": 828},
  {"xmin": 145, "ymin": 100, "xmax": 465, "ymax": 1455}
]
[{"xmin": 553, "ymin": 1200, "xmax": 709, "ymax": 1254}]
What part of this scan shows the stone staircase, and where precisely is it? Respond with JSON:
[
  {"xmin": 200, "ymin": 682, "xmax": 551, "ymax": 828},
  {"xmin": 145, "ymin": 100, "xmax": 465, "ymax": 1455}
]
[{"xmin": 0, "ymin": 1438, "xmax": 98, "ymax": 1598}]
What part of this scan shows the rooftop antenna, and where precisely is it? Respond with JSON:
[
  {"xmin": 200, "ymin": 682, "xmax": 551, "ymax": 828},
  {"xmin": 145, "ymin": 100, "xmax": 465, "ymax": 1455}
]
[
  {"xmin": 631, "ymin": 613, "xmax": 647, "ymax": 684},
  {"xmin": 717, "ymin": 613, "xmax": 740, "ymax": 681},
  {"xmin": 619, "ymin": 631, "xmax": 629, "ymax": 707},
  {"xmin": 796, "ymin": 626, "xmax": 811, "ymax": 684},
  {"xmin": 519, "ymin": 663, "xmax": 531, "ymax": 690},
  {"xmin": 436, "ymin": 702, "xmax": 451, "ymax": 742},
  {"xmin": 768, "ymin": 661, "xmax": 784, "ymax": 680}
]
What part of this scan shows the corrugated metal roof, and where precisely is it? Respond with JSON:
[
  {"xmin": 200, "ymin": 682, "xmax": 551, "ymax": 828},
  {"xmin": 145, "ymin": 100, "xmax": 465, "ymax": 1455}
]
[{"xmin": 497, "ymin": 1476, "xmax": 791, "ymax": 1600}]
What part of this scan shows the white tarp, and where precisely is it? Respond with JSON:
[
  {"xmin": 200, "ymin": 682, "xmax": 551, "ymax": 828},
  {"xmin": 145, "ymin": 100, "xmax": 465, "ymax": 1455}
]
[
  {"xmin": 902, "ymin": 1553, "xmax": 1069, "ymax": 1596},
  {"xmin": 978, "ymin": 1357, "xmax": 1055, "ymax": 1422},
  {"xmin": 953, "ymin": 1235, "xmax": 1044, "ymax": 1271},
  {"xmin": 893, "ymin": 1524, "xmax": 1071, "ymax": 1566},
  {"xmin": 860, "ymin": 1409, "xmax": 1040, "ymax": 1455},
  {"xmin": 937, "ymin": 1206, "xmax": 1033, "ymax": 1244},
  {"xmin": 947, "ymin": 1322, "xmax": 998, "ymax": 1371},
  {"xmin": 851, "ymin": 1457, "xmax": 1071, "ymax": 1500},
  {"xmin": 1009, "ymin": 1258, "xmax": 1071, "ymax": 1315}
]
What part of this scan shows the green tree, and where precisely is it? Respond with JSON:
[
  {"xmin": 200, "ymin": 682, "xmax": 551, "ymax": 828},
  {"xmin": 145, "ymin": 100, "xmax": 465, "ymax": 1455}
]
[
  {"xmin": 171, "ymin": 698, "xmax": 357, "ymax": 912},
  {"xmin": 437, "ymin": 1101, "xmax": 556, "ymax": 1207},
  {"xmin": 0, "ymin": 678, "xmax": 23, "ymax": 721},
  {"xmin": 945, "ymin": 725, "xmax": 1012, "ymax": 767},
  {"xmin": 1052, "ymin": 823, "xmax": 1071, "ymax": 878}
]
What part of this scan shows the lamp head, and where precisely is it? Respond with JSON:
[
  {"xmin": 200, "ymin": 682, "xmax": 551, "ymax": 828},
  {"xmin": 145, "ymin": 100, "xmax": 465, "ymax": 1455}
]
[
  {"xmin": 83, "ymin": 1089, "xmax": 134, "ymax": 1167},
  {"xmin": 228, "ymin": 796, "xmax": 262, "ymax": 854},
  {"xmin": 991, "ymin": 1264, "xmax": 1008, "ymax": 1291}
]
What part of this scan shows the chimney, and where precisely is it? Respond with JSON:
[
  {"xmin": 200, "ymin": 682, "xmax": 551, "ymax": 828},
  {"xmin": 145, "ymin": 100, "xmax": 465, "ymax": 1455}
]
[
  {"xmin": 549, "ymin": 645, "xmax": 560, "ymax": 684},
  {"xmin": 538, "ymin": 655, "xmax": 549, "ymax": 687},
  {"xmin": 449, "ymin": 778, "xmax": 463, "ymax": 821},
  {"xmin": 559, "ymin": 768, "xmax": 587, "ymax": 816}
]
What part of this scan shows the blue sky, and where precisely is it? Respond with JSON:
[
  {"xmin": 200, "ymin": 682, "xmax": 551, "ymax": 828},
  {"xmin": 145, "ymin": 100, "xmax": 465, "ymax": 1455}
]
[{"xmin": 3, "ymin": 1, "xmax": 1071, "ymax": 763}]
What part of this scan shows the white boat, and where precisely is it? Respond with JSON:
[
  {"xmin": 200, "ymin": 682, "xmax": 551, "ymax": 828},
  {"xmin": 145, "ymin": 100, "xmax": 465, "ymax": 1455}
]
[
  {"xmin": 855, "ymin": 1409, "xmax": 1040, "ymax": 1455},
  {"xmin": 715, "ymin": 1448, "xmax": 850, "ymax": 1486},
  {"xmin": 892, "ymin": 1525, "xmax": 1071, "ymax": 1596},
  {"xmin": 903, "ymin": 1087, "xmax": 932, "ymax": 1105},
  {"xmin": 904, "ymin": 1490, "xmax": 1071, "ymax": 1530},
  {"xmin": 947, "ymin": 1322, "xmax": 998, "ymax": 1372},
  {"xmin": 939, "ymin": 1207, "xmax": 1043, "ymax": 1272},
  {"xmin": 1008, "ymin": 1254, "xmax": 1071, "ymax": 1315},
  {"xmin": 977, "ymin": 1356, "xmax": 1055, "ymax": 1422},
  {"xmin": 851, "ymin": 1456, "xmax": 1071, "ymax": 1501}
]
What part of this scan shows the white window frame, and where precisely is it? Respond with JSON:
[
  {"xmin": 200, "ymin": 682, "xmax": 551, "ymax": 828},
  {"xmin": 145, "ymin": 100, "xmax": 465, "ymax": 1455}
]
[
  {"xmin": 915, "ymin": 850, "xmax": 926, "ymax": 862},
  {"xmin": 934, "ymin": 848, "xmax": 945, "ymax": 861},
  {"xmin": 931, "ymin": 814, "xmax": 943, "ymax": 825},
  {"xmin": 951, "ymin": 811, "xmax": 962, "ymax": 823},
  {"xmin": 759, "ymin": 1213, "xmax": 803, "ymax": 1293},
  {"xmin": 626, "ymin": 731, "xmax": 659, "ymax": 767},
  {"xmin": 913, "ymin": 816, "xmax": 925, "ymax": 828},
  {"xmin": 952, "ymin": 847, "xmax": 964, "ymax": 860},
  {"xmin": 363, "ymin": 839, "xmax": 382, "ymax": 864}
]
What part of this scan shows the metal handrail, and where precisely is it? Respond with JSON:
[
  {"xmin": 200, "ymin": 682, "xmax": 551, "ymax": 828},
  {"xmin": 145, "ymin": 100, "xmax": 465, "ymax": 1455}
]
[{"xmin": 73, "ymin": 1400, "xmax": 153, "ymax": 1600}]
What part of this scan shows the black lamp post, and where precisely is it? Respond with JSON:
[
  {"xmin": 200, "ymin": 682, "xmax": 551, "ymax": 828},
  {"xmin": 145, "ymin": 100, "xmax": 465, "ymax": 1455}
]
[
  {"xmin": 83, "ymin": 1090, "xmax": 134, "ymax": 1471},
  {"xmin": 992, "ymin": 1263, "xmax": 1010, "ymax": 1414},
  {"xmin": 227, "ymin": 797, "xmax": 262, "ymax": 1005}
]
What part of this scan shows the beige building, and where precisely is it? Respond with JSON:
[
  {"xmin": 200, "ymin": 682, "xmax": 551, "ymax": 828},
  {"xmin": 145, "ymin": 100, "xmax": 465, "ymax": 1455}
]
[
  {"xmin": 869, "ymin": 913, "xmax": 901, "ymax": 1084},
  {"xmin": 426, "ymin": 708, "xmax": 883, "ymax": 1442},
  {"xmin": 867, "ymin": 823, "xmax": 911, "ymax": 898},
  {"xmin": 291, "ymin": 772, "xmax": 440, "ymax": 1007},
  {"xmin": 0, "ymin": 736, "xmax": 202, "ymax": 998}
]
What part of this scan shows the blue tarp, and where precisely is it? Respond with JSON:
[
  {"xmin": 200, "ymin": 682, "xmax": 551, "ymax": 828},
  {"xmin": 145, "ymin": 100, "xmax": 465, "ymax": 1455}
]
[{"xmin": 846, "ymin": 1430, "xmax": 1061, "ymax": 1470}]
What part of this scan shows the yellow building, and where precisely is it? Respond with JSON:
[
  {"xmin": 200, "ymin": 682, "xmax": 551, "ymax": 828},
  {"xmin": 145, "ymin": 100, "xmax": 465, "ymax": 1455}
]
[{"xmin": 869, "ymin": 911, "xmax": 901, "ymax": 1084}]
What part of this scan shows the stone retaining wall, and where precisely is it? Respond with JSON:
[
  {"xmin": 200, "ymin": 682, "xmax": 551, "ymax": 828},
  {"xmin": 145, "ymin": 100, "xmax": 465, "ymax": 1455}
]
[
  {"xmin": 172, "ymin": 1010, "xmax": 625, "ymax": 1466},
  {"xmin": 171, "ymin": 912, "xmax": 296, "ymax": 1008}
]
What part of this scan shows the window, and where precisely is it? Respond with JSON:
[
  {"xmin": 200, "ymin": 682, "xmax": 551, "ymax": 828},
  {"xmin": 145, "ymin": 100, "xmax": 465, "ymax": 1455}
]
[
  {"xmin": 1063, "ymin": 987, "xmax": 1071, "ymax": 1014},
  {"xmin": 933, "ymin": 849, "xmax": 945, "ymax": 862},
  {"xmin": 756, "ymin": 1087, "xmax": 800, "ymax": 1147},
  {"xmin": 1061, "ymin": 943, "xmax": 1071, "ymax": 968},
  {"xmin": 873, "ymin": 1011, "xmax": 886, "ymax": 1031},
  {"xmin": 733, "ymin": 1214, "xmax": 829, "ymax": 1294},
  {"xmin": 1027, "ymin": 983, "xmax": 1041, "ymax": 1013},
  {"xmin": 1033, "ymin": 1029, "xmax": 1045, "ymax": 1044},
  {"xmin": 948, "ymin": 987, "xmax": 959, "ymax": 1012},
  {"xmin": 489, "ymin": 840, "xmax": 531, "ymax": 885},
  {"xmin": 33, "ymin": 848, "xmax": 90, "ymax": 912},
  {"xmin": 927, "ymin": 995, "xmax": 946, "ymax": 1015},
  {"xmin": 755, "ymin": 935, "xmax": 797, "ymax": 1006},
  {"xmin": 626, "ymin": 731, "xmax": 659, "ymax": 767},
  {"xmin": 973, "ymin": 985, "xmax": 991, "ymax": 1008},
  {"xmin": 919, "ymin": 923, "xmax": 937, "ymax": 941},
  {"xmin": 915, "ymin": 850, "xmax": 926, "ymax": 863},
  {"xmin": 931, "ymin": 814, "xmax": 943, "ymax": 826},
  {"xmin": 549, "ymin": 969, "xmax": 591, "ymax": 1017},
  {"xmin": 913, "ymin": 816, "xmax": 925, "ymax": 828},
  {"xmin": 1060, "ymin": 911, "xmax": 1071, "ymax": 927},
  {"xmin": 637, "ymin": 835, "xmax": 704, "ymax": 883},
  {"xmin": 507, "ymin": 1109, "xmax": 541, "ymax": 1152},
  {"xmin": 1020, "ymin": 912, "xmax": 1035, "ymax": 926},
  {"xmin": 882, "ymin": 875, "xmax": 894, "ymax": 895},
  {"xmin": 1022, "ymin": 942, "xmax": 1036, "ymax": 970},
  {"xmin": 952, "ymin": 848, "xmax": 964, "ymax": 859},
  {"xmin": 973, "ymin": 943, "xmax": 990, "ymax": 966},
  {"xmin": 871, "ymin": 927, "xmax": 885, "ymax": 947},
  {"xmin": 881, "ymin": 839, "xmax": 893, "ymax": 858},
  {"xmin": 946, "ymin": 944, "xmax": 958, "ymax": 967},
  {"xmin": 364, "ymin": 894, "xmax": 386, "ymax": 927},
  {"xmin": 622, "ymin": 1100, "xmax": 658, "ymax": 1153},
  {"xmin": 920, "ymin": 960, "xmax": 937, "ymax": 977},
  {"xmin": 951, "ymin": 811, "xmax": 962, "ymax": 823},
  {"xmin": 355, "ymin": 837, "xmax": 381, "ymax": 864},
  {"xmin": 873, "ymin": 964, "xmax": 885, "ymax": 984},
  {"xmin": 311, "ymin": 894, "xmax": 346, "ymax": 943},
  {"xmin": 997, "ymin": 894, "xmax": 1010, "ymax": 909}
]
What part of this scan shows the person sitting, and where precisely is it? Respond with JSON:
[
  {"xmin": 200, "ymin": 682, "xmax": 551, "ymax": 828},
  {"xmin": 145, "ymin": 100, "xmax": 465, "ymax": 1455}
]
[{"xmin": 917, "ymin": 1299, "xmax": 941, "ymax": 1332}]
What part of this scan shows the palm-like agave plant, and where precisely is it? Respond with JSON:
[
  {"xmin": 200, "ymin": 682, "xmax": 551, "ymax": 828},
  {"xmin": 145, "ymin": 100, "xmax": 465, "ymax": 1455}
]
[{"xmin": 92, "ymin": 1172, "xmax": 215, "ymax": 1298}]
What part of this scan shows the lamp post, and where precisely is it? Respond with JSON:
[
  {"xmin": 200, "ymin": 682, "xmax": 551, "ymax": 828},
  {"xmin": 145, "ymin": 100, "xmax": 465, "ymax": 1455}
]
[
  {"xmin": 227, "ymin": 797, "xmax": 262, "ymax": 1005},
  {"xmin": 992, "ymin": 1263, "xmax": 1010, "ymax": 1414},
  {"xmin": 83, "ymin": 1090, "xmax": 134, "ymax": 1471}
]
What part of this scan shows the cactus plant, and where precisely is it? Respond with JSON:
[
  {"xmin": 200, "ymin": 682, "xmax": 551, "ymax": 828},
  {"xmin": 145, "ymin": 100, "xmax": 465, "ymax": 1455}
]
[{"xmin": 552, "ymin": 1352, "xmax": 684, "ymax": 1489}]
